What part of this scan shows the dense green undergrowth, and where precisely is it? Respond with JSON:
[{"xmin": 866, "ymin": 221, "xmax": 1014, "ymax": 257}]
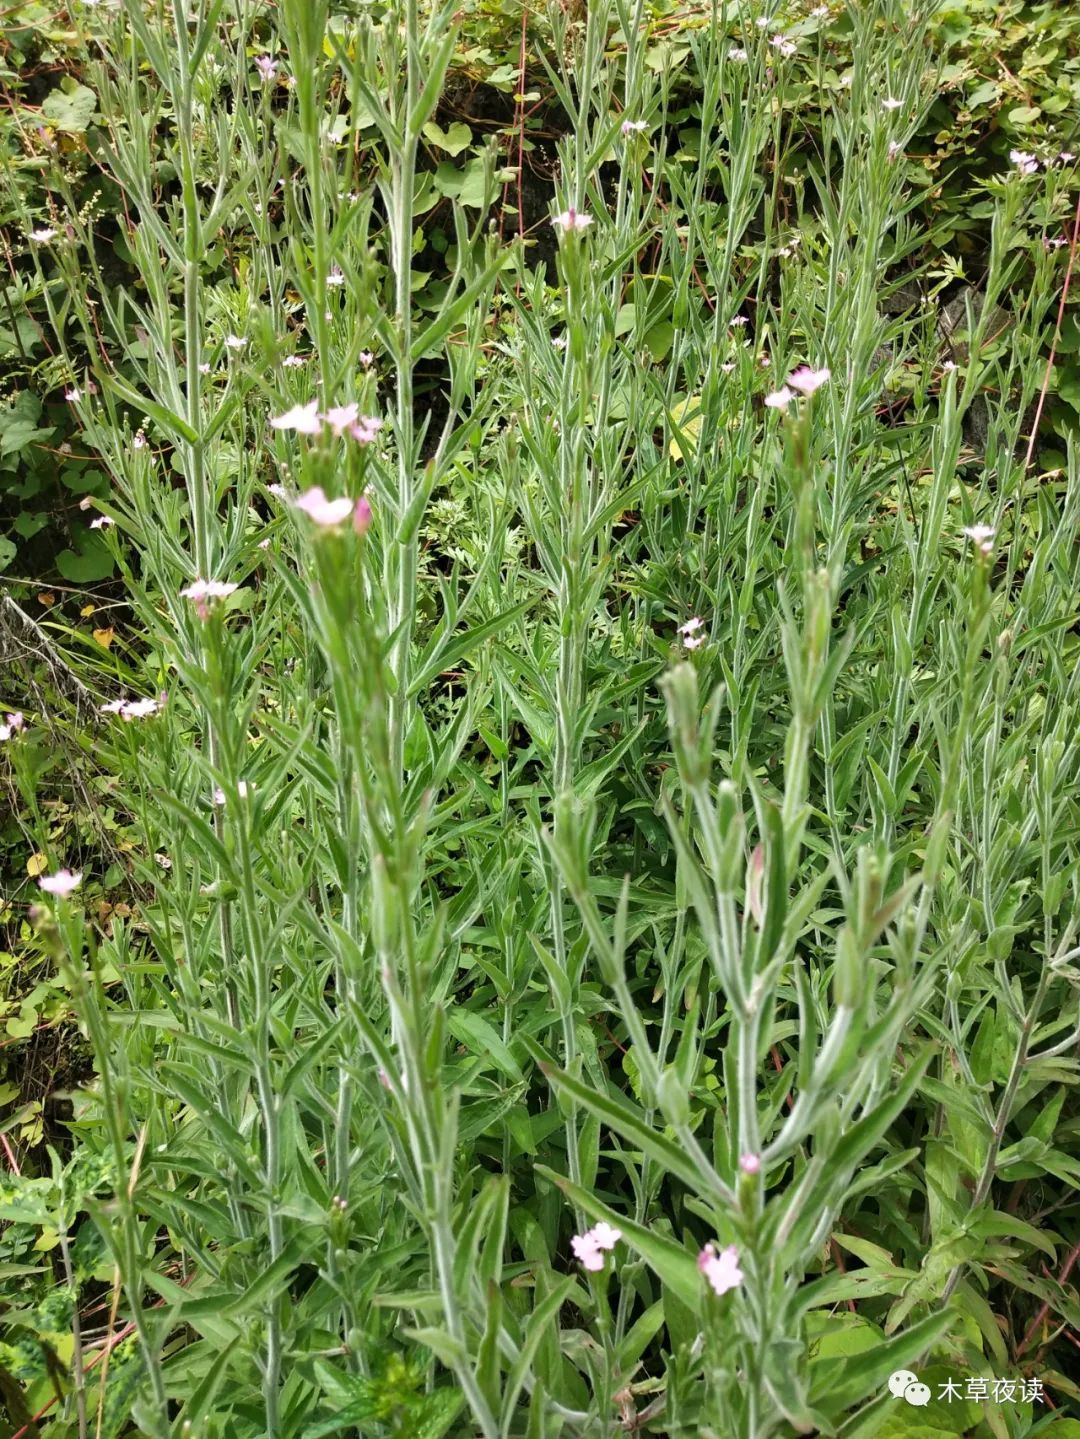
[{"xmin": 1, "ymin": 0, "xmax": 1080, "ymax": 1436}]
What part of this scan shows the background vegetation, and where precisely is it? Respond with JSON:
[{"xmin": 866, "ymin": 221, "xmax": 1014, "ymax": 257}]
[{"xmin": 1, "ymin": 0, "xmax": 1079, "ymax": 1435}]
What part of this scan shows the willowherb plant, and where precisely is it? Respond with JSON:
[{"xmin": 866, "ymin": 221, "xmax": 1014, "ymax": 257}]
[{"xmin": 3, "ymin": 0, "xmax": 1080, "ymax": 1435}]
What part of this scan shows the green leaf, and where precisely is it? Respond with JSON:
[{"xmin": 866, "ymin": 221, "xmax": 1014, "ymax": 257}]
[
  {"xmin": 56, "ymin": 535, "xmax": 115, "ymax": 582},
  {"xmin": 423, "ymin": 121, "xmax": 473, "ymax": 156},
  {"xmin": 808, "ymin": 1310, "xmax": 956, "ymax": 1417},
  {"xmin": 41, "ymin": 81, "xmax": 98, "ymax": 133}
]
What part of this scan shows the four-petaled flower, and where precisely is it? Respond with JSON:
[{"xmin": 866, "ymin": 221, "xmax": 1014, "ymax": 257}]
[
  {"xmin": 1010, "ymin": 150, "xmax": 1038, "ymax": 176},
  {"xmin": 180, "ymin": 579, "xmax": 240, "ymax": 603},
  {"xmin": 293, "ymin": 486, "xmax": 355, "ymax": 527},
  {"xmin": 271, "ymin": 400, "xmax": 322, "ymax": 434},
  {"xmin": 765, "ymin": 385, "xmax": 795, "ymax": 410},
  {"xmin": 788, "ymin": 365, "xmax": 830, "ymax": 395},
  {"xmin": 350, "ymin": 415, "xmax": 383, "ymax": 444},
  {"xmin": 255, "ymin": 54, "xmax": 278, "ymax": 81},
  {"xmin": 553, "ymin": 207, "xmax": 593, "ymax": 232},
  {"xmin": 224, "ymin": 335, "xmax": 247, "ymax": 351},
  {"xmin": 571, "ymin": 1221, "xmax": 623, "ymax": 1272},
  {"xmin": 39, "ymin": 869, "xmax": 82, "ymax": 897},
  {"xmin": 698, "ymin": 1243, "xmax": 744, "ymax": 1296},
  {"xmin": 962, "ymin": 524, "xmax": 995, "ymax": 555},
  {"xmin": 678, "ymin": 616, "xmax": 706, "ymax": 650},
  {"xmin": 322, "ymin": 402, "xmax": 359, "ymax": 437},
  {"xmin": 0, "ymin": 712, "xmax": 25, "ymax": 741}
]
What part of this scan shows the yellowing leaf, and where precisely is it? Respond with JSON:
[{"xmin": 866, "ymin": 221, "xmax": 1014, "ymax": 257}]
[
  {"xmin": 26, "ymin": 853, "xmax": 48, "ymax": 877},
  {"xmin": 93, "ymin": 627, "xmax": 115, "ymax": 648},
  {"xmin": 668, "ymin": 395, "xmax": 704, "ymax": 461}
]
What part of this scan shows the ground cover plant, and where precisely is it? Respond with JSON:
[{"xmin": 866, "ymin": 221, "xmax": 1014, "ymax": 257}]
[{"xmin": 1, "ymin": 0, "xmax": 1080, "ymax": 1435}]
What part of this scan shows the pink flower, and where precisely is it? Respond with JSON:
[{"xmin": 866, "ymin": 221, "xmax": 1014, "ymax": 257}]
[
  {"xmin": 962, "ymin": 524, "xmax": 994, "ymax": 556},
  {"xmin": 255, "ymin": 54, "xmax": 278, "ymax": 81},
  {"xmin": 0, "ymin": 712, "xmax": 25, "ymax": 741},
  {"xmin": 788, "ymin": 366, "xmax": 830, "ymax": 395},
  {"xmin": 270, "ymin": 400, "xmax": 321, "ymax": 434},
  {"xmin": 739, "ymin": 1153, "xmax": 761, "ymax": 1175},
  {"xmin": 326, "ymin": 265, "xmax": 345, "ymax": 287},
  {"xmin": 698, "ymin": 1243, "xmax": 744, "ymax": 1296},
  {"xmin": 764, "ymin": 386, "xmax": 794, "ymax": 410},
  {"xmin": 553, "ymin": 207, "xmax": 593, "ymax": 233},
  {"xmin": 349, "ymin": 416, "xmax": 383, "ymax": 444},
  {"xmin": 571, "ymin": 1221, "xmax": 622, "ymax": 1271},
  {"xmin": 1010, "ymin": 150, "xmax": 1038, "ymax": 176},
  {"xmin": 90, "ymin": 516, "xmax": 114, "ymax": 529},
  {"xmin": 321, "ymin": 402, "xmax": 359, "ymax": 437},
  {"xmin": 353, "ymin": 495, "xmax": 373, "ymax": 536},
  {"xmin": 728, "ymin": 46, "xmax": 748, "ymax": 61},
  {"xmin": 180, "ymin": 579, "xmax": 240, "ymax": 602},
  {"xmin": 224, "ymin": 334, "xmax": 247, "ymax": 351},
  {"xmin": 359, "ymin": 350, "xmax": 375, "ymax": 367},
  {"xmin": 39, "ymin": 869, "xmax": 82, "ymax": 897},
  {"xmin": 621, "ymin": 119, "xmax": 648, "ymax": 136},
  {"xmin": 294, "ymin": 486, "xmax": 355, "ymax": 527},
  {"xmin": 282, "ymin": 355, "xmax": 307, "ymax": 368}
]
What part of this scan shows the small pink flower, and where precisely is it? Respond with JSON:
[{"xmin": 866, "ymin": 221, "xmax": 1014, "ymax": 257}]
[
  {"xmin": 720, "ymin": 362, "xmax": 736, "ymax": 373},
  {"xmin": 326, "ymin": 265, "xmax": 345, "ymax": 287},
  {"xmin": 353, "ymin": 495, "xmax": 373, "ymax": 536},
  {"xmin": 571, "ymin": 1221, "xmax": 622, "ymax": 1271},
  {"xmin": 698, "ymin": 1243, "xmax": 744, "ymax": 1296},
  {"xmin": 788, "ymin": 366, "xmax": 830, "ymax": 395},
  {"xmin": 764, "ymin": 386, "xmax": 794, "ymax": 410},
  {"xmin": 65, "ymin": 387, "xmax": 81, "ymax": 403},
  {"xmin": 728, "ymin": 46, "xmax": 748, "ymax": 61},
  {"xmin": 133, "ymin": 430, "xmax": 147, "ymax": 449},
  {"xmin": 90, "ymin": 516, "xmax": 114, "ymax": 529},
  {"xmin": 621, "ymin": 119, "xmax": 648, "ymax": 136},
  {"xmin": 180, "ymin": 579, "xmax": 240, "ymax": 602},
  {"xmin": 739, "ymin": 1153, "xmax": 761, "ymax": 1175},
  {"xmin": 0, "ymin": 712, "xmax": 24, "ymax": 741},
  {"xmin": 39, "ymin": 869, "xmax": 82, "ymax": 897},
  {"xmin": 224, "ymin": 334, "xmax": 247, "ymax": 351},
  {"xmin": 294, "ymin": 486, "xmax": 355, "ymax": 527},
  {"xmin": 962, "ymin": 524, "xmax": 994, "ymax": 556},
  {"xmin": 553, "ymin": 207, "xmax": 593, "ymax": 232},
  {"xmin": 282, "ymin": 355, "xmax": 307, "ymax": 368},
  {"xmin": 349, "ymin": 416, "xmax": 383, "ymax": 444},
  {"xmin": 270, "ymin": 400, "xmax": 322, "ymax": 434},
  {"xmin": 1010, "ymin": 150, "xmax": 1038, "ymax": 176},
  {"xmin": 888, "ymin": 141, "xmax": 902, "ymax": 161},
  {"xmin": 359, "ymin": 350, "xmax": 374, "ymax": 367},
  {"xmin": 255, "ymin": 54, "xmax": 278, "ymax": 81},
  {"xmin": 321, "ymin": 402, "xmax": 359, "ymax": 437}
]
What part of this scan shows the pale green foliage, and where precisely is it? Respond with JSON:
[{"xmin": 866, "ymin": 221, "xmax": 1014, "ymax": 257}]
[{"xmin": 3, "ymin": 0, "xmax": 1080, "ymax": 1436}]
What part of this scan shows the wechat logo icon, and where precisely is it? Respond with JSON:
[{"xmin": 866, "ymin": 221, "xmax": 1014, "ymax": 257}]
[{"xmin": 889, "ymin": 1370, "xmax": 931, "ymax": 1407}]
